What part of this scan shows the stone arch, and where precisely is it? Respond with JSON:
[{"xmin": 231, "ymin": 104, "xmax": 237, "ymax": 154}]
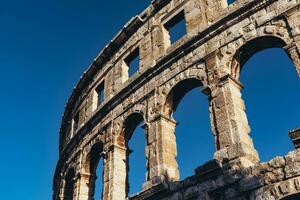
[
  {"xmin": 226, "ymin": 21, "xmax": 300, "ymax": 79},
  {"xmin": 160, "ymin": 77, "xmax": 213, "ymax": 180},
  {"xmin": 83, "ymin": 141, "xmax": 104, "ymax": 199},
  {"xmin": 231, "ymin": 36, "xmax": 288, "ymax": 79},
  {"xmin": 63, "ymin": 168, "xmax": 76, "ymax": 200},
  {"xmin": 159, "ymin": 71, "xmax": 210, "ymax": 116},
  {"xmin": 122, "ymin": 112, "xmax": 145, "ymax": 142},
  {"xmin": 163, "ymin": 77, "xmax": 206, "ymax": 118},
  {"xmin": 225, "ymin": 32, "xmax": 300, "ymax": 159},
  {"xmin": 216, "ymin": 33, "xmax": 300, "ymax": 163},
  {"xmin": 115, "ymin": 109, "xmax": 147, "ymax": 146},
  {"xmin": 82, "ymin": 137, "xmax": 105, "ymax": 173},
  {"xmin": 118, "ymin": 111, "xmax": 149, "ymax": 196}
]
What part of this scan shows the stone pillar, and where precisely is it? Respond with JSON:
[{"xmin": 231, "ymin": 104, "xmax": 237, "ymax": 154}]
[
  {"xmin": 185, "ymin": 0, "xmax": 208, "ymax": 35},
  {"xmin": 285, "ymin": 43, "xmax": 300, "ymax": 77},
  {"xmin": 141, "ymin": 123, "xmax": 150, "ymax": 185},
  {"xmin": 74, "ymin": 173, "xmax": 91, "ymax": 200},
  {"xmin": 105, "ymin": 144, "xmax": 127, "ymax": 200},
  {"xmin": 59, "ymin": 169, "xmax": 77, "ymax": 200},
  {"xmin": 151, "ymin": 24, "xmax": 171, "ymax": 61},
  {"xmin": 285, "ymin": 10, "xmax": 300, "ymax": 76},
  {"xmin": 57, "ymin": 179, "xmax": 65, "ymax": 200},
  {"xmin": 73, "ymin": 174, "xmax": 80, "ymax": 200},
  {"xmin": 140, "ymin": 33, "xmax": 154, "ymax": 70},
  {"xmin": 210, "ymin": 74, "xmax": 259, "ymax": 166},
  {"xmin": 147, "ymin": 115, "xmax": 179, "ymax": 184},
  {"xmin": 204, "ymin": 0, "xmax": 228, "ymax": 23},
  {"xmin": 102, "ymin": 156, "xmax": 110, "ymax": 200},
  {"xmin": 112, "ymin": 61, "xmax": 127, "ymax": 94}
]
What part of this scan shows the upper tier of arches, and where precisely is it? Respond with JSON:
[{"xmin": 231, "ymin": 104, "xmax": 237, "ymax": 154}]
[{"xmin": 60, "ymin": 0, "xmax": 281, "ymax": 152}]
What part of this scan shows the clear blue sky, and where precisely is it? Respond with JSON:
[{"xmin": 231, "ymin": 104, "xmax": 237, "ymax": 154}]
[{"xmin": 0, "ymin": 0, "xmax": 299, "ymax": 200}]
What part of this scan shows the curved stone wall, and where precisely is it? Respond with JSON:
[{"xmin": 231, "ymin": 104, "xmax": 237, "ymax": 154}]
[{"xmin": 53, "ymin": 0, "xmax": 300, "ymax": 199}]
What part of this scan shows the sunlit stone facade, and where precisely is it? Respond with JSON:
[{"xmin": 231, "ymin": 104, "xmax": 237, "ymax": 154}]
[{"xmin": 53, "ymin": 0, "xmax": 300, "ymax": 199}]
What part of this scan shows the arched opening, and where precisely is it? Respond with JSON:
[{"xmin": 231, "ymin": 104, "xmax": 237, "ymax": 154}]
[
  {"xmin": 281, "ymin": 193, "xmax": 300, "ymax": 200},
  {"xmin": 64, "ymin": 168, "xmax": 75, "ymax": 200},
  {"xmin": 122, "ymin": 113, "xmax": 148, "ymax": 197},
  {"xmin": 234, "ymin": 36, "xmax": 300, "ymax": 161},
  {"xmin": 164, "ymin": 78, "xmax": 214, "ymax": 180},
  {"xmin": 84, "ymin": 142, "xmax": 104, "ymax": 200},
  {"xmin": 232, "ymin": 36, "xmax": 287, "ymax": 79}
]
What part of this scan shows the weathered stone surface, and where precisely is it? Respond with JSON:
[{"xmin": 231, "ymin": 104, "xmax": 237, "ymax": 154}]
[
  {"xmin": 289, "ymin": 128, "xmax": 300, "ymax": 149},
  {"xmin": 53, "ymin": 0, "xmax": 300, "ymax": 200}
]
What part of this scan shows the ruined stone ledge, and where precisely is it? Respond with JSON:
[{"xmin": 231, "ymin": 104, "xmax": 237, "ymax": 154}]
[
  {"xmin": 128, "ymin": 150, "xmax": 300, "ymax": 200},
  {"xmin": 289, "ymin": 127, "xmax": 300, "ymax": 149}
]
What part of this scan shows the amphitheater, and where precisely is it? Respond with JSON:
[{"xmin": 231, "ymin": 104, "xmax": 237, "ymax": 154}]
[{"xmin": 53, "ymin": 0, "xmax": 300, "ymax": 199}]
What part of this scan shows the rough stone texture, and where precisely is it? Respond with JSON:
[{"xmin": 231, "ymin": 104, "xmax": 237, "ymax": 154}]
[{"xmin": 53, "ymin": 0, "xmax": 300, "ymax": 199}]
